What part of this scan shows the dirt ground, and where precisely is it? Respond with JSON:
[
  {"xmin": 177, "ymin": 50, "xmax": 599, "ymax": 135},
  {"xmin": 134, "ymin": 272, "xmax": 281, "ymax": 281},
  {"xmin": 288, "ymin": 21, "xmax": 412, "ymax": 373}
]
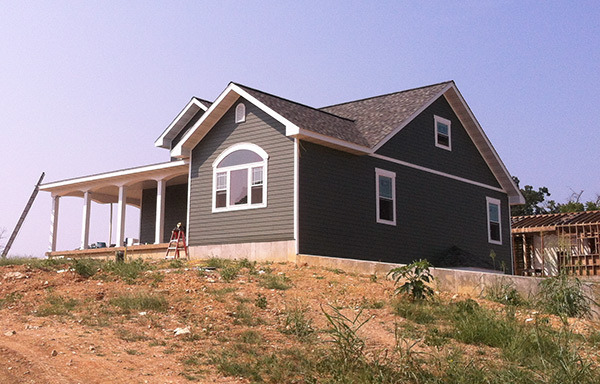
[{"xmin": 0, "ymin": 259, "xmax": 597, "ymax": 383}]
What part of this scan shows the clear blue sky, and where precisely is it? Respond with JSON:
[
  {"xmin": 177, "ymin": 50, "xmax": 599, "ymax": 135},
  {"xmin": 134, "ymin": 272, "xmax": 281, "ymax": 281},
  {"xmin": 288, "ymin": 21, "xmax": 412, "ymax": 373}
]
[{"xmin": 1, "ymin": 1, "xmax": 599, "ymax": 256}]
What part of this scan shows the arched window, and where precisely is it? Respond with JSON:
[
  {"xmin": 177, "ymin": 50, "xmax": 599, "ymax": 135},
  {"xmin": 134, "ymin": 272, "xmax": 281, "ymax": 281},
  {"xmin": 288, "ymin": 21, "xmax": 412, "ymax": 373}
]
[
  {"xmin": 235, "ymin": 103, "xmax": 246, "ymax": 123},
  {"xmin": 212, "ymin": 143, "xmax": 268, "ymax": 212}
]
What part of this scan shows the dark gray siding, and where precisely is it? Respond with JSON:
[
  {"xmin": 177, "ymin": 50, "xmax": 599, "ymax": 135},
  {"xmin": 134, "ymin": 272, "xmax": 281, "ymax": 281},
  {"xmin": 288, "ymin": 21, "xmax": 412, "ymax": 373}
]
[
  {"xmin": 139, "ymin": 183, "xmax": 188, "ymax": 244},
  {"xmin": 376, "ymin": 96, "xmax": 501, "ymax": 188},
  {"xmin": 299, "ymin": 141, "xmax": 512, "ymax": 271},
  {"xmin": 188, "ymin": 98, "xmax": 294, "ymax": 245},
  {"xmin": 170, "ymin": 111, "xmax": 204, "ymax": 150}
]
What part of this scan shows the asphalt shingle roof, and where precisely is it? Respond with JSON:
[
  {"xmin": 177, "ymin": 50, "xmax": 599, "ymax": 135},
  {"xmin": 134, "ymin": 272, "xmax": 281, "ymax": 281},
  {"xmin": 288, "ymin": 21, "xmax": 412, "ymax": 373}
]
[
  {"xmin": 235, "ymin": 81, "xmax": 452, "ymax": 149},
  {"xmin": 321, "ymin": 82, "xmax": 452, "ymax": 147}
]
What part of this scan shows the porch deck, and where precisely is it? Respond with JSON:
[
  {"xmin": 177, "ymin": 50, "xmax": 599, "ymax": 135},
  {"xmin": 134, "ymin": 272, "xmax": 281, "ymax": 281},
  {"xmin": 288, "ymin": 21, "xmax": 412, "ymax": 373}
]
[{"xmin": 46, "ymin": 243, "xmax": 169, "ymax": 260}]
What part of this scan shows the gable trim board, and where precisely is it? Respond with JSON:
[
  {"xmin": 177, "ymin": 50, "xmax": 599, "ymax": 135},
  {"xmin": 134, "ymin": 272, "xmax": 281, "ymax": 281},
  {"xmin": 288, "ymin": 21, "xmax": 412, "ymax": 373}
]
[
  {"xmin": 155, "ymin": 97, "xmax": 210, "ymax": 149},
  {"xmin": 172, "ymin": 82, "xmax": 523, "ymax": 206}
]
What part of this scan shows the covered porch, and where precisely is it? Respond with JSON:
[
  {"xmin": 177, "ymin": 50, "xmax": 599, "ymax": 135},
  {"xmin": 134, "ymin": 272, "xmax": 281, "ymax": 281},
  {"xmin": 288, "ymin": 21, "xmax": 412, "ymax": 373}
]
[{"xmin": 40, "ymin": 160, "xmax": 189, "ymax": 254}]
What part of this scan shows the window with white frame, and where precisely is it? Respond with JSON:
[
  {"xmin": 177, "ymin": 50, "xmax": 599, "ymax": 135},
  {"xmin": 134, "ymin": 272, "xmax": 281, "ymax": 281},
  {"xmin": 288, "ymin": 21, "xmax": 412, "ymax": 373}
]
[
  {"xmin": 213, "ymin": 143, "xmax": 268, "ymax": 212},
  {"xmin": 486, "ymin": 197, "xmax": 502, "ymax": 244},
  {"xmin": 434, "ymin": 115, "xmax": 451, "ymax": 150},
  {"xmin": 376, "ymin": 168, "xmax": 396, "ymax": 225},
  {"xmin": 235, "ymin": 103, "xmax": 246, "ymax": 123}
]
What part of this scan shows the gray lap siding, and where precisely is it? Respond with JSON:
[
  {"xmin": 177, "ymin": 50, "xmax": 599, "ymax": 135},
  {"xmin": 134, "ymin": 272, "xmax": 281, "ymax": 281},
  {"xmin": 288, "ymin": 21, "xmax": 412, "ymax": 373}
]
[
  {"xmin": 376, "ymin": 95, "xmax": 501, "ymax": 188},
  {"xmin": 188, "ymin": 98, "xmax": 294, "ymax": 246},
  {"xmin": 298, "ymin": 141, "xmax": 511, "ymax": 270},
  {"xmin": 139, "ymin": 183, "xmax": 189, "ymax": 244}
]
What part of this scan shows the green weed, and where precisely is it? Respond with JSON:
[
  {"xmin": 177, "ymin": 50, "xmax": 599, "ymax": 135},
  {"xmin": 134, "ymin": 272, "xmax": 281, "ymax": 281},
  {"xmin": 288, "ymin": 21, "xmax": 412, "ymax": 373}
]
[{"xmin": 109, "ymin": 293, "xmax": 168, "ymax": 313}]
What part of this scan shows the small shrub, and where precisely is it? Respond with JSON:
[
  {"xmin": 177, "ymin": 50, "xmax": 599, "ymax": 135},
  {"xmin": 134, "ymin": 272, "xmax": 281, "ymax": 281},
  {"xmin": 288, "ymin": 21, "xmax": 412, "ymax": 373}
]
[
  {"xmin": 537, "ymin": 273, "xmax": 592, "ymax": 320},
  {"xmin": 220, "ymin": 265, "xmax": 239, "ymax": 282},
  {"xmin": 0, "ymin": 292, "xmax": 23, "ymax": 308},
  {"xmin": 259, "ymin": 273, "xmax": 291, "ymax": 290},
  {"xmin": 36, "ymin": 294, "xmax": 78, "ymax": 316},
  {"xmin": 206, "ymin": 257, "xmax": 229, "ymax": 269},
  {"xmin": 104, "ymin": 258, "xmax": 151, "ymax": 284},
  {"xmin": 388, "ymin": 259, "xmax": 434, "ymax": 301},
  {"xmin": 255, "ymin": 294, "xmax": 267, "ymax": 309},
  {"xmin": 239, "ymin": 330, "xmax": 262, "ymax": 344},
  {"xmin": 281, "ymin": 305, "xmax": 314, "ymax": 339},
  {"xmin": 72, "ymin": 258, "xmax": 101, "ymax": 278},
  {"xmin": 109, "ymin": 293, "xmax": 168, "ymax": 313},
  {"xmin": 485, "ymin": 278, "xmax": 525, "ymax": 307}
]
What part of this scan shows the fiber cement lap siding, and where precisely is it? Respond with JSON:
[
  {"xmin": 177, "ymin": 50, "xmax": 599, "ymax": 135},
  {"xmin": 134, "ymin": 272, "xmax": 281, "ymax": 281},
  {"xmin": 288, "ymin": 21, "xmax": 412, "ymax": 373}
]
[
  {"xmin": 139, "ymin": 183, "xmax": 188, "ymax": 244},
  {"xmin": 377, "ymin": 95, "xmax": 501, "ymax": 188},
  {"xmin": 298, "ymin": 141, "xmax": 511, "ymax": 270},
  {"xmin": 188, "ymin": 98, "xmax": 294, "ymax": 245}
]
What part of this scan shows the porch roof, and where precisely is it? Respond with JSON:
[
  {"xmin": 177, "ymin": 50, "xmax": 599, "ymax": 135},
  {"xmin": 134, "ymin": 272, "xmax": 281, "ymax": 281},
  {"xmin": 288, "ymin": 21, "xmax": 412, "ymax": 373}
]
[{"xmin": 39, "ymin": 160, "xmax": 189, "ymax": 208}]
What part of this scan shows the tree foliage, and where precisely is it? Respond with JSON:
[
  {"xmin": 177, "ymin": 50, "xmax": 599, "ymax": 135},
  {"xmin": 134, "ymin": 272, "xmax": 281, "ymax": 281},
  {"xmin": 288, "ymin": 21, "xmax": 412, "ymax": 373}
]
[{"xmin": 511, "ymin": 176, "xmax": 600, "ymax": 216}]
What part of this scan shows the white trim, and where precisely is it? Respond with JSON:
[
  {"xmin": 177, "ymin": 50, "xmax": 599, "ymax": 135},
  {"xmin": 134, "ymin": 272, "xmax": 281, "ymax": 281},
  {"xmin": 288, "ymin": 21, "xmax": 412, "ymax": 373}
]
[
  {"xmin": 371, "ymin": 82, "xmax": 454, "ymax": 152},
  {"xmin": 291, "ymin": 128, "xmax": 371, "ymax": 154},
  {"xmin": 444, "ymin": 86, "xmax": 524, "ymax": 205},
  {"xmin": 212, "ymin": 143, "xmax": 269, "ymax": 168},
  {"xmin": 155, "ymin": 98, "xmax": 208, "ymax": 149},
  {"xmin": 375, "ymin": 168, "xmax": 396, "ymax": 226},
  {"xmin": 155, "ymin": 179, "xmax": 166, "ymax": 244},
  {"xmin": 40, "ymin": 160, "xmax": 188, "ymax": 191},
  {"xmin": 293, "ymin": 138, "xmax": 299, "ymax": 255},
  {"xmin": 235, "ymin": 103, "xmax": 246, "ymax": 123},
  {"xmin": 49, "ymin": 195, "xmax": 60, "ymax": 252},
  {"xmin": 81, "ymin": 191, "xmax": 91, "ymax": 249},
  {"xmin": 116, "ymin": 186, "xmax": 127, "ymax": 247},
  {"xmin": 172, "ymin": 83, "xmax": 301, "ymax": 158},
  {"xmin": 186, "ymin": 152, "xmax": 192, "ymax": 243},
  {"xmin": 211, "ymin": 143, "xmax": 268, "ymax": 213},
  {"xmin": 486, "ymin": 197, "xmax": 502, "ymax": 245},
  {"xmin": 434, "ymin": 115, "xmax": 452, "ymax": 151},
  {"xmin": 371, "ymin": 153, "xmax": 505, "ymax": 193}
]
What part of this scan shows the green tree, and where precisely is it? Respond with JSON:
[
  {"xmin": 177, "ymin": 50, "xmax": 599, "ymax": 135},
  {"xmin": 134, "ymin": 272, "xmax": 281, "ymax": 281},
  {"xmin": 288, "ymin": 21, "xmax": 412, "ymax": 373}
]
[{"xmin": 510, "ymin": 176, "xmax": 552, "ymax": 216}]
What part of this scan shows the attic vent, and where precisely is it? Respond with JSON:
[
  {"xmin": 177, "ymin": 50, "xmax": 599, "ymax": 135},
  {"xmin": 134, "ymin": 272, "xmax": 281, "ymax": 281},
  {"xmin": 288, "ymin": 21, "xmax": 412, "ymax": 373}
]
[{"xmin": 235, "ymin": 103, "xmax": 246, "ymax": 123}]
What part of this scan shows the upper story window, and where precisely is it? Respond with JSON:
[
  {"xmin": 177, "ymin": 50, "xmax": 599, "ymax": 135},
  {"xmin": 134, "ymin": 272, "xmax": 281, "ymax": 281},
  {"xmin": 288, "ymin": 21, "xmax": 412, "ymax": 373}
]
[
  {"xmin": 235, "ymin": 103, "xmax": 246, "ymax": 123},
  {"xmin": 434, "ymin": 115, "xmax": 451, "ymax": 150},
  {"xmin": 212, "ymin": 143, "xmax": 268, "ymax": 212},
  {"xmin": 376, "ymin": 168, "xmax": 396, "ymax": 225},
  {"xmin": 486, "ymin": 197, "xmax": 502, "ymax": 245}
]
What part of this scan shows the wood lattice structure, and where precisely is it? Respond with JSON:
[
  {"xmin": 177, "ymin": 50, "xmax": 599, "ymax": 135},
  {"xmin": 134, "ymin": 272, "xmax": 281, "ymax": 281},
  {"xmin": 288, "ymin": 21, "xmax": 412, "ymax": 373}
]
[{"xmin": 512, "ymin": 211, "xmax": 600, "ymax": 277}]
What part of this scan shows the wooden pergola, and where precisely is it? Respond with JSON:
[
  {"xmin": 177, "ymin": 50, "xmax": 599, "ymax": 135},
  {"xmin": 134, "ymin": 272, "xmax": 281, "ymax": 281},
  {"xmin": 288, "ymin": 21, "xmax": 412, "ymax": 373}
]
[{"xmin": 512, "ymin": 211, "xmax": 600, "ymax": 276}]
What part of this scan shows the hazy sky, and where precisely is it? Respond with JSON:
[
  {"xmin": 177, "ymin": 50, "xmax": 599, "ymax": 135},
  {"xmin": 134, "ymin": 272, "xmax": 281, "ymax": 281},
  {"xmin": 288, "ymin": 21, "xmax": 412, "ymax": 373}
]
[{"xmin": 1, "ymin": 1, "xmax": 599, "ymax": 256}]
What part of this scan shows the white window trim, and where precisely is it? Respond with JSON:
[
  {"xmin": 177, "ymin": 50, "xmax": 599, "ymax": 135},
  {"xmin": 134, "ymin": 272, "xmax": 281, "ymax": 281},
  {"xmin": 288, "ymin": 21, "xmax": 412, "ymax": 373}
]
[
  {"xmin": 375, "ymin": 168, "xmax": 396, "ymax": 226},
  {"xmin": 235, "ymin": 103, "xmax": 246, "ymax": 123},
  {"xmin": 434, "ymin": 115, "xmax": 451, "ymax": 151},
  {"xmin": 486, "ymin": 196, "xmax": 502, "ymax": 245},
  {"xmin": 212, "ymin": 143, "xmax": 268, "ymax": 213}
]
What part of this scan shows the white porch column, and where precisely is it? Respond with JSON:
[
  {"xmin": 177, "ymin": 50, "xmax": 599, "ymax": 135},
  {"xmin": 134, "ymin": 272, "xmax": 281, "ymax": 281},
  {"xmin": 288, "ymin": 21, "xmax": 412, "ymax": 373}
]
[
  {"xmin": 80, "ymin": 191, "xmax": 91, "ymax": 249},
  {"xmin": 49, "ymin": 195, "xmax": 60, "ymax": 252},
  {"xmin": 116, "ymin": 185, "xmax": 127, "ymax": 247},
  {"xmin": 155, "ymin": 179, "xmax": 166, "ymax": 244}
]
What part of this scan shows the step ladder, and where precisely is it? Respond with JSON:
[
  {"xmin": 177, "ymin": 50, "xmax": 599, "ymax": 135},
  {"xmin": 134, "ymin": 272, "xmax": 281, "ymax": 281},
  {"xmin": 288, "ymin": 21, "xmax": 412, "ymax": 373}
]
[{"xmin": 165, "ymin": 227, "xmax": 189, "ymax": 259}]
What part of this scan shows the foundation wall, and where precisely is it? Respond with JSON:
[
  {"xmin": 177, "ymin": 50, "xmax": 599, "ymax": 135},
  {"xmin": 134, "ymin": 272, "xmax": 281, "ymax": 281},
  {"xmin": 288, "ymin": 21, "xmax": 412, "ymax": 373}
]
[{"xmin": 188, "ymin": 240, "xmax": 296, "ymax": 263}]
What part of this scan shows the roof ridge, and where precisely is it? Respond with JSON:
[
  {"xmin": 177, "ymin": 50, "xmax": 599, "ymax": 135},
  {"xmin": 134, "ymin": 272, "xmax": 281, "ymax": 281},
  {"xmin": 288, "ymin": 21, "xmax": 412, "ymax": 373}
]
[
  {"xmin": 192, "ymin": 96, "xmax": 213, "ymax": 105},
  {"xmin": 320, "ymin": 80, "xmax": 454, "ymax": 109},
  {"xmin": 232, "ymin": 82, "xmax": 356, "ymax": 123}
]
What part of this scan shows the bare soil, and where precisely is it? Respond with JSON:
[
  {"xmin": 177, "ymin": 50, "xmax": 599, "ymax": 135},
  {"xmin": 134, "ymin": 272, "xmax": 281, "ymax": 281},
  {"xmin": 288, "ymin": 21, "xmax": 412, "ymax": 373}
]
[{"xmin": 0, "ymin": 260, "xmax": 597, "ymax": 383}]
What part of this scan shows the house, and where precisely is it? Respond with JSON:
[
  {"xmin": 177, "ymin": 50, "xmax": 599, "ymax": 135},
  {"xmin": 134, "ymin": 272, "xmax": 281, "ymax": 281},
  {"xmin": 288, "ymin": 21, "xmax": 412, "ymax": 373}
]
[
  {"xmin": 512, "ymin": 211, "xmax": 600, "ymax": 276},
  {"xmin": 40, "ymin": 81, "xmax": 524, "ymax": 272}
]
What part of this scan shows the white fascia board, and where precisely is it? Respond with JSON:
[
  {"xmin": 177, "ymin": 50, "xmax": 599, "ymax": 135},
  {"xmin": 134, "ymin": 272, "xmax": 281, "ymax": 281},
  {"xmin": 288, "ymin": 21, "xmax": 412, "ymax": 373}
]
[
  {"xmin": 291, "ymin": 129, "xmax": 371, "ymax": 155},
  {"xmin": 172, "ymin": 83, "xmax": 302, "ymax": 157},
  {"xmin": 40, "ymin": 160, "xmax": 188, "ymax": 191},
  {"xmin": 371, "ymin": 82, "xmax": 454, "ymax": 153},
  {"xmin": 446, "ymin": 85, "xmax": 525, "ymax": 205},
  {"xmin": 154, "ymin": 98, "xmax": 207, "ymax": 149}
]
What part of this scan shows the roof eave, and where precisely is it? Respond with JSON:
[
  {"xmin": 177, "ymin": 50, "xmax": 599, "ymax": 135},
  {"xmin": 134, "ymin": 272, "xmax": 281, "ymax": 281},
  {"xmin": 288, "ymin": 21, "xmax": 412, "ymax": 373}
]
[{"xmin": 154, "ymin": 98, "xmax": 208, "ymax": 149}]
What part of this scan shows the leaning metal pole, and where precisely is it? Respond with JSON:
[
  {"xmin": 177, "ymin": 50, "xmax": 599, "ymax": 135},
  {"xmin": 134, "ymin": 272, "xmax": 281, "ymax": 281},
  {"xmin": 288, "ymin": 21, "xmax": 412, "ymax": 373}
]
[{"xmin": 1, "ymin": 172, "xmax": 45, "ymax": 258}]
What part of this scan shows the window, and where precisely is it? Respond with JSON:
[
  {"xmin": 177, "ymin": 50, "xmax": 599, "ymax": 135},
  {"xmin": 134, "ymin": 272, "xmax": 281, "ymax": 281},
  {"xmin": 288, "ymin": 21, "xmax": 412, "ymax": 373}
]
[
  {"xmin": 212, "ymin": 143, "xmax": 268, "ymax": 212},
  {"xmin": 434, "ymin": 115, "xmax": 451, "ymax": 150},
  {"xmin": 376, "ymin": 168, "xmax": 396, "ymax": 225},
  {"xmin": 235, "ymin": 103, "xmax": 246, "ymax": 123},
  {"xmin": 487, "ymin": 197, "xmax": 502, "ymax": 244}
]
